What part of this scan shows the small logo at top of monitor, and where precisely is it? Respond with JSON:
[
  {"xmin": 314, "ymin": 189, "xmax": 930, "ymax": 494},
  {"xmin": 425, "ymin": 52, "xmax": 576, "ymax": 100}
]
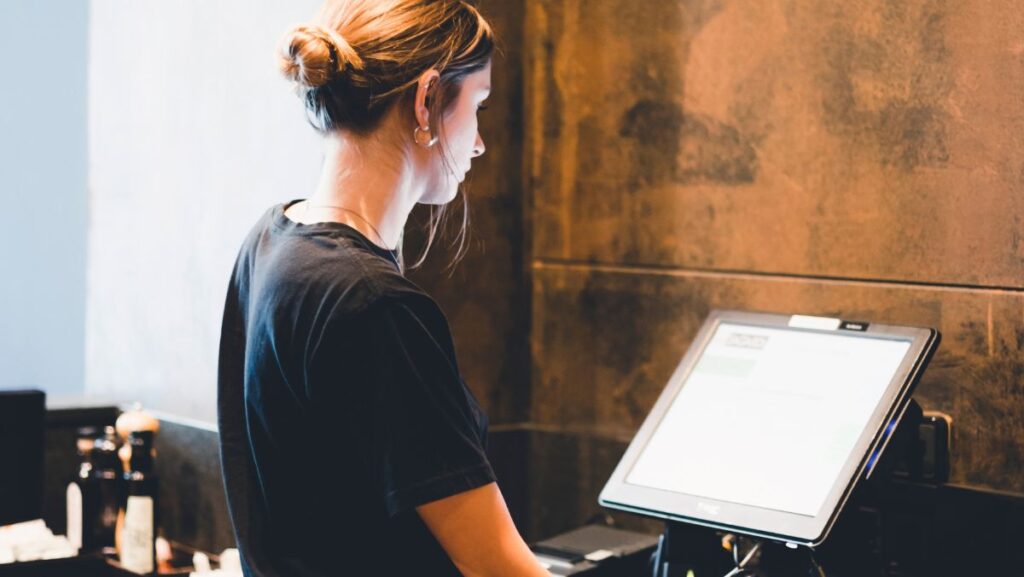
[
  {"xmin": 697, "ymin": 501, "xmax": 721, "ymax": 516},
  {"xmin": 725, "ymin": 333, "xmax": 769, "ymax": 350}
]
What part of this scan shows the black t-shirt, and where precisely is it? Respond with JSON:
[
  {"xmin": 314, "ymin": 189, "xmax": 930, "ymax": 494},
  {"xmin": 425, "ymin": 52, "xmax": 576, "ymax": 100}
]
[{"xmin": 217, "ymin": 200, "xmax": 495, "ymax": 577}]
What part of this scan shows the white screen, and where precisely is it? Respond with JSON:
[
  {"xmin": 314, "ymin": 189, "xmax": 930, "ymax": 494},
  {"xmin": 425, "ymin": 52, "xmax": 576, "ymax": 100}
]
[{"xmin": 626, "ymin": 323, "xmax": 911, "ymax": 517}]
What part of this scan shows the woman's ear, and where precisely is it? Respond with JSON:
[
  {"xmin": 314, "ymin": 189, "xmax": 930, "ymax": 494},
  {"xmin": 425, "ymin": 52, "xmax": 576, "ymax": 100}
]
[{"xmin": 414, "ymin": 69, "xmax": 441, "ymax": 130}]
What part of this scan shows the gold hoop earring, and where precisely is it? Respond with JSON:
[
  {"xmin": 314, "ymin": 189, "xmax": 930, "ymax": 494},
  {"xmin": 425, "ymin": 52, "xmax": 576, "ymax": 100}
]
[{"xmin": 413, "ymin": 125, "xmax": 438, "ymax": 148}]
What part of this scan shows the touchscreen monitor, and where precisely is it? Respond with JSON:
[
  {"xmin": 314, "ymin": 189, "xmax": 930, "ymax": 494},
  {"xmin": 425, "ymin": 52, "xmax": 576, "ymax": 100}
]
[{"xmin": 598, "ymin": 310, "xmax": 939, "ymax": 545}]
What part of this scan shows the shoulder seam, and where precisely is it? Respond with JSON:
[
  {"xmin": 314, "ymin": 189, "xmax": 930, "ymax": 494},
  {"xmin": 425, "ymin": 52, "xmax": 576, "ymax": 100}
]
[{"xmin": 329, "ymin": 236, "xmax": 386, "ymax": 310}]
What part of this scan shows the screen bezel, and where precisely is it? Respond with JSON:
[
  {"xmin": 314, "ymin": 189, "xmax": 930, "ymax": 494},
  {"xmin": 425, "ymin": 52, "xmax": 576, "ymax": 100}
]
[{"xmin": 598, "ymin": 310, "xmax": 939, "ymax": 546}]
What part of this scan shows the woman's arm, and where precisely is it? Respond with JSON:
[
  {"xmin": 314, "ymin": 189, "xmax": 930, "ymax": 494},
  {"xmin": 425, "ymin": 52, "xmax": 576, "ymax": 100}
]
[{"xmin": 417, "ymin": 482, "xmax": 552, "ymax": 577}]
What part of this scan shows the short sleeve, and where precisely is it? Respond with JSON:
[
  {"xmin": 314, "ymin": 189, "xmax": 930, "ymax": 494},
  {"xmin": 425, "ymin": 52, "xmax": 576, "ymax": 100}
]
[{"xmin": 311, "ymin": 295, "xmax": 496, "ymax": 518}]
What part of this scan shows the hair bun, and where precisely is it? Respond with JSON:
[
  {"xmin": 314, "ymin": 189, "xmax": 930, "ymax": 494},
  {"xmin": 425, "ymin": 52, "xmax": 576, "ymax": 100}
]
[{"xmin": 278, "ymin": 25, "xmax": 363, "ymax": 88}]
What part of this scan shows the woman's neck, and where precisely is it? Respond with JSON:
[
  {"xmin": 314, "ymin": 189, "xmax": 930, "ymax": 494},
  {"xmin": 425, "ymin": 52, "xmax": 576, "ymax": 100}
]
[{"xmin": 303, "ymin": 131, "xmax": 420, "ymax": 249}]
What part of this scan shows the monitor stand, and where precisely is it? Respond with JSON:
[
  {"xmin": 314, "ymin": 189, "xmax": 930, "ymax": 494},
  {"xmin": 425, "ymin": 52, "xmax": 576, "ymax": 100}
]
[
  {"xmin": 651, "ymin": 489, "xmax": 888, "ymax": 576},
  {"xmin": 652, "ymin": 502, "xmax": 884, "ymax": 576}
]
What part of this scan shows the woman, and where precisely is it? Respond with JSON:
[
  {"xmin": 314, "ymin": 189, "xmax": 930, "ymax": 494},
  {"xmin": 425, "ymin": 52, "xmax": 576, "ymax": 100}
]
[{"xmin": 216, "ymin": 1, "xmax": 550, "ymax": 576}]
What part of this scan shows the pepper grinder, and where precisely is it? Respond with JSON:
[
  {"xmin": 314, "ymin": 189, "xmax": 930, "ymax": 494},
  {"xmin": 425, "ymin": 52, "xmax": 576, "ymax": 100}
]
[{"xmin": 113, "ymin": 403, "xmax": 160, "ymax": 574}]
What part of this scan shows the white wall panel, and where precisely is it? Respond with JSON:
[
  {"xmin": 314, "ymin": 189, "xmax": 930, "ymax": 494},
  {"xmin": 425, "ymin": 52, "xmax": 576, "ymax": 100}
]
[{"xmin": 87, "ymin": 0, "xmax": 324, "ymax": 422}]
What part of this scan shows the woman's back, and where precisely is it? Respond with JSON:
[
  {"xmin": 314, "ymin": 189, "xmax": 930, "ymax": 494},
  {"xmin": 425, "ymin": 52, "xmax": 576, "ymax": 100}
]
[{"xmin": 218, "ymin": 202, "xmax": 493, "ymax": 576}]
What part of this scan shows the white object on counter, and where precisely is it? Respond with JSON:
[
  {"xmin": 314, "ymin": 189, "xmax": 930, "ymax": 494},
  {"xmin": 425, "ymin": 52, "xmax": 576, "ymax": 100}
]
[
  {"xmin": 188, "ymin": 548, "xmax": 242, "ymax": 577},
  {"xmin": 192, "ymin": 551, "xmax": 211, "ymax": 573},
  {"xmin": 120, "ymin": 496, "xmax": 155, "ymax": 574},
  {"xmin": 66, "ymin": 482, "xmax": 83, "ymax": 550},
  {"xmin": 218, "ymin": 548, "xmax": 242, "ymax": 573},
  {"xmin": 0, "ymin": 520, "xmax": 49, "ymax": 547},
  {"xmin": 0, "ymin": 519, "xmax": 78, "ymax": 564}
]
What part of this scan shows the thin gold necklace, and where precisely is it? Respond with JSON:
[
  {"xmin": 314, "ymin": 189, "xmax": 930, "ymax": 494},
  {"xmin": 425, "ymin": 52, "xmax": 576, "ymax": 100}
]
[{"xmin": 302, "ymin": 202, "xmax": 402, "ymax": 270}]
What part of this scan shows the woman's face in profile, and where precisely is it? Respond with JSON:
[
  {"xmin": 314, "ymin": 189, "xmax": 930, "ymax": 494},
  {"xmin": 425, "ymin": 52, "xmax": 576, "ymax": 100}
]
[{"xmin": 419, "ymin": 61, "xmax": 491, "ymax": 205}]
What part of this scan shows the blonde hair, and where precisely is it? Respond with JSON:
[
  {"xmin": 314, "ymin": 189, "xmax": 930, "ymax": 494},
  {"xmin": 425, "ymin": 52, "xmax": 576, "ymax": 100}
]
[{"xmin": 277, "ymin": 0, "xmax": 495, "ymax": 270}]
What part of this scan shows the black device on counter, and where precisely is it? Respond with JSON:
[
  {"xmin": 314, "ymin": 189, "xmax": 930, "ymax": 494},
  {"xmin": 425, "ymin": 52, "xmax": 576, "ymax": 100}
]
[
  {"xmin": 0, "ymin": 390, "xmax": 45, "ymax": 527},
  {"xmin": 530, "ymin": 525, "xmax": 659, "ymax": 576}
]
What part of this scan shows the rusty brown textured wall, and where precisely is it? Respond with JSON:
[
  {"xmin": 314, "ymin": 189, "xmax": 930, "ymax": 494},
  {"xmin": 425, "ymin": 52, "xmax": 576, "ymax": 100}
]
[
  {"xmin": 525, "ymin": 0, "xmax": 1024, "ymax": 539},
  {"xmin": 528, "ymin": 0, "xmax": 1023, "ymax": 286}
]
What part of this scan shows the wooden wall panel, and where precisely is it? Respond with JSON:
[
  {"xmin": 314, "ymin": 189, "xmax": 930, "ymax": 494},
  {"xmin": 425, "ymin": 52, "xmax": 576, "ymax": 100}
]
[
  {"xmin": 531, "ymin": 265, "xmax": 1024, "ymax": 495},
  {"xmin": 527, "ymin": 0, "xmax": 1024, "ymax": 287}
]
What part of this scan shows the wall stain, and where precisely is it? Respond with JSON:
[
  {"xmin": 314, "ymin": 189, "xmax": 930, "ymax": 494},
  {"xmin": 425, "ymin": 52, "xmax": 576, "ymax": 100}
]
[
  {"xmin": 729, "ymin": 60, "xmax": 778, "ymax": 146},
  {"xmin": 619, "ymin": 100, "xmax": 684, "ymax": 187},
  {"xmin": 620, "ymin": 99, "xmax": 758, "ymax": 186},
  {"xmin": 817, "ymin": 0, "xmax": 953, "ymax": 171},
  {"xmin": 1013, "ymin": 214, "xmax": 1023, "ymax": 269},
  {"xmin": 542, "ymin": 37, "xmax": 561, "ymax": 139},
  {"xmin": 959, "ymin": 332, "xmax": 1024, "ymax": 493},
  {"xmin": 878, "ymin": 104, "xmax": 950, "ymax": 170},
  {"xmin": 581, "ymin": 0, "xmax": 752, "ymax": 191},
  {"xmin": 955, "ymin": 320, "xmax": 990, "ymax": 357},
  {"xmin": 562, "ymin": 271, "xmax": 734, "ymax": 427},
  {"xmin": 576, "ymin": 273, "xmax": 658, "ymax": 374}
]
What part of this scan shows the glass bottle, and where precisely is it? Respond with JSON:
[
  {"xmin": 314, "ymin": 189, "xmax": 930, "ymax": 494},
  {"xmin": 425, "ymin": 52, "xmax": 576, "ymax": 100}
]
[
  {"xmin": 118, "ymin": 430, "xmax": 158, "ymax": 575},
  {"xmin": 90, "ymin": 426, "xmax": 122, "ymax": 555}
]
